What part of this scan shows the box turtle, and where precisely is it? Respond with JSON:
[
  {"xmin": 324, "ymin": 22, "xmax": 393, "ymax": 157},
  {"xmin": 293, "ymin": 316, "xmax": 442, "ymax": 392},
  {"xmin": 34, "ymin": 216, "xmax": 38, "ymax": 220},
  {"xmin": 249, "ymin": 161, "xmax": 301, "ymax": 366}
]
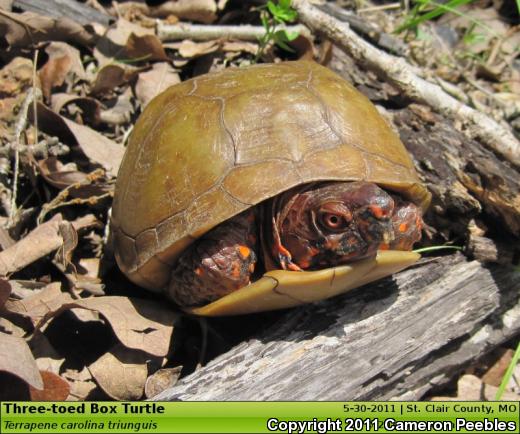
[{"xmin": 111, "ymin": 61, "xmax": 430, "ymax": 316}]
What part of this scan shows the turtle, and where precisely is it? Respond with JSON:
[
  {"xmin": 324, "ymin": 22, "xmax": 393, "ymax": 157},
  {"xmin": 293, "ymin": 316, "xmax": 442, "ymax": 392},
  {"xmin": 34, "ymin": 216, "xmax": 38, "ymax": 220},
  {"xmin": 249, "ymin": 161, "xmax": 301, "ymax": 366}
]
[{"xmin": 111, "ymin": 61, "xmax": 430, "ymax": 316}]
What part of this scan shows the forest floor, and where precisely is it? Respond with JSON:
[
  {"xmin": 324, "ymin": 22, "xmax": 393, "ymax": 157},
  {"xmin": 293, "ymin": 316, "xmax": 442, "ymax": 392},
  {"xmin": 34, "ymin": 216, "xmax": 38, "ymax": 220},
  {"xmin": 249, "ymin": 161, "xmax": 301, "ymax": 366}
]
[{"xmin": 0, "ymin": 0, "xmax": 518, "ymax": 401}]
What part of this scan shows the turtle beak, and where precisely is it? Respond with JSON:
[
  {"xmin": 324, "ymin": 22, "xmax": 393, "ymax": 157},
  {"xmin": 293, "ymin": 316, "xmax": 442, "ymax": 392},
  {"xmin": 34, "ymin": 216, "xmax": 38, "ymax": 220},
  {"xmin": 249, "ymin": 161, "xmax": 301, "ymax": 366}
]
[{"xmin": 185, "ymin": 250, "xmax": 420, "ymax": 316}]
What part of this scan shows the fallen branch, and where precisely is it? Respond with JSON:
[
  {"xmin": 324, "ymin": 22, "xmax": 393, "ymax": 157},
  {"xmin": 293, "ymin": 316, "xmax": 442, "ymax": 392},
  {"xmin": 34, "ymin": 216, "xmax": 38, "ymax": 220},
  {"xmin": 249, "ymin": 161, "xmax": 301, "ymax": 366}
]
[
  {"xmin": 292, "ymin": 0, "xmax": 520, "ymax": 167},
  {"xmin": 157, "ymin": 22, "xmax": 310, "ymax": 42}
]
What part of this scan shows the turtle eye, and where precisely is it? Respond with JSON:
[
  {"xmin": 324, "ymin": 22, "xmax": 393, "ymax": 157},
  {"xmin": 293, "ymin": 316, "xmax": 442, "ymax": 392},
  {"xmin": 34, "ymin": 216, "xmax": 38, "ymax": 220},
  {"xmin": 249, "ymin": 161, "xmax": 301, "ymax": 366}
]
[{"xmin": 320, "ymin": 213, "xmax": 349, "ymax": 231}]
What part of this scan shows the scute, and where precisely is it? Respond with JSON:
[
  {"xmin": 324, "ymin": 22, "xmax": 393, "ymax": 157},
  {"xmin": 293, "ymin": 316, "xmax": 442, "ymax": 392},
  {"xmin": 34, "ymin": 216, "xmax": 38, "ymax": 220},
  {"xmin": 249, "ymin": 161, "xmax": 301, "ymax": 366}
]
[{"xmin": 112, "ymin": 61, "xmax": 430, "ymax": 290}]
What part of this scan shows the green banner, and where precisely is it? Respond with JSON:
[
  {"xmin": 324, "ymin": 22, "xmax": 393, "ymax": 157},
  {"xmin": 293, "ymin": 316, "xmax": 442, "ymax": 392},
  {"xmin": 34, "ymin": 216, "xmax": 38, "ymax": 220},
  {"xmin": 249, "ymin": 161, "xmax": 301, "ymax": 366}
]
[{"xmin": 0, "ymin": 401, "xmax": 518, "ymax": 433}]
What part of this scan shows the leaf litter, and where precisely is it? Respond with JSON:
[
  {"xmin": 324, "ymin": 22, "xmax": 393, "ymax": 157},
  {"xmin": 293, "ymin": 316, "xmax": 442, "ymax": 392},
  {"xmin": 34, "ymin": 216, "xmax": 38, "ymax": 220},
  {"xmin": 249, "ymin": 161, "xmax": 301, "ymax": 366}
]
[{"xmin": 0, "ymin": 0, "xmax": 518, "ymax": 402}]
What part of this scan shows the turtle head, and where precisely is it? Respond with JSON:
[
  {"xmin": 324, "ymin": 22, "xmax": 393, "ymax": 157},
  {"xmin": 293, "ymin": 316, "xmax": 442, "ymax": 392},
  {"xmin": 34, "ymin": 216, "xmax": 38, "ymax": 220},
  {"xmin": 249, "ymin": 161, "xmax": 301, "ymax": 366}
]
[{"xmin": 271, "ymin": 182, "xmax": 421, "ymax": 270}]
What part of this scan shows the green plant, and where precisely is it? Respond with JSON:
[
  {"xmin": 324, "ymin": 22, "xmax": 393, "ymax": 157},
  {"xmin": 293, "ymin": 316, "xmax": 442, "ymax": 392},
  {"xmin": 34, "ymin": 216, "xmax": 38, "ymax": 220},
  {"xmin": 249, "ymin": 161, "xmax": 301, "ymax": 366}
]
[
  {"xmin": 395, "ymin": 0, "xmax": 497, "ymax": 38},
  {"xmin": 255, "ymin": 0, "xmax": 299, "ymax": 62},
  {"xmin": 495, "ymin": 342, "xmax": 520, "ymax": 400}
]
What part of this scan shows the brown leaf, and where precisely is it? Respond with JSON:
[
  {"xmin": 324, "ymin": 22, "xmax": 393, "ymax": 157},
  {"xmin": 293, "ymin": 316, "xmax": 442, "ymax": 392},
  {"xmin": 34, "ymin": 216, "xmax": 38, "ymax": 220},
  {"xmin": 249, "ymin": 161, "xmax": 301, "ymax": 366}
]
[
  {"xmin": 0, "ymin": 57, "xmax": 33, "ymax": 96},
  {"xmin": 91, "ymin": 63, "xmax": 142, "ymax": 95},
  {"xmin": 29, "ymin": 370, "xmax": 70, "ymax": 401},
  {"xmin": 39, "ymin": 296, "xmax": 177, "ymax": 357},
  {"xmin": 0, "ymin": 278, "xmax": 11, "ymax": 308},
  {"xmin": 222, "ymin": 41, "xmax": 258, "ymax": 55},
  {"xmin": 55, "ymin": 221, "xmax": 78, "ymax": 271},
  {"xmin": 0, "ymin": 214, "xmax": 98, "ymax": 276},
  {"xmin": 177, "ymin": 39, "xmax": 219, "ymax": 58},
  {"xmin": 4, "ymin": 282, "xmax": 70, "ymax": 326},
  {"xmin": 63, "ymin": 366, "xmax": 97, "ymax": 401},
  {"xmin": 35, "ymin": 103, "xmax": 124, "ymax": 176},
  {"xmin": 30, "ymin": 332, "xmax": 65, "ymax": 375},
  {"xmin": 89, "ymin": 343, "xmax": 148, "ymax": 400},
  {"xmin": 482, "ymin": 348, "xmax": 514, "ymax": 387},
  {"xmin": 38, "ymin": 157, "xmax": 89, "ymax": 190},
  {"xmin": 0, "ymin": 332, "xmax": 43, "ymax": 389},
  {"xmin": 39, "ymin": 42, "xmax": 86, "ymax": 100},
  {"xmin": 0, "ymin": 317, "xmax": 26, "ymax": 337},
  {"xmin": 93, "ymin": 18, "xmax": 154, "ymax": 67},
  {"xmin": 125, "ymin": 33, "xmax": 168, "ymax": 62},
  {"xmin": 51, "ymin": 93, "xmax": 101, "ymax": 126},
  {"xmin": 144, "ymin": 366, "xmax": 181, "ymax": 399},
  {"xmin": 99, "ymin": 87, "xmax": 134, "ymax": 125},
  {"xmin": 135, "ymin": 62, "xmax": 180, "ymax": 107},
  {"xmin": 0, "ymin": 10, "xmax": 97, "ymax": 47}
]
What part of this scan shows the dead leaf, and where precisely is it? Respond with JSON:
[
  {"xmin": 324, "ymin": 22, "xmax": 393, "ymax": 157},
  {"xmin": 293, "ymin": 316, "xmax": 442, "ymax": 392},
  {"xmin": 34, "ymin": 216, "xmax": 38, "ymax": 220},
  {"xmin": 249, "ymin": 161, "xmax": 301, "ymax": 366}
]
[
  {"xmin": 99, "ymin": 87, "xmax": 134, "ymax": 125},
  {"xmin": 0, "ymin": 332, "xmax": 43, "ymax": 389},
  {"xmin": 39, "ymin": 42, "xmax": 86, "ymax": 100},
  {"xmin": 89, "ymin": 343, "xmax": 148, "ymax": 400},
  {"xmin": 35, "ymin": 103, "xmax": 124, "ymax": 176},
  {"xmin": 30, "ymin": 370, "xmax": 70, "ymax": 400},
  {"xmin": 145, "ymin": 366, "xmax": 181, "ymax": 399},
  {"xmin": 39, "ymin": 296, "xmax": 177, "ymax": 357},
  {"xmin": 135, "ymin": 62, "xmax": 180, "ymax": 107},
  {"xmin": 0, "ymin": 317, "xmax": 25, "ymax": 338},
  {"xmin": 482, "ymin": 348, "xmax": 514, "ymax": 387},
  {"xmin": 0, "ymin": 214, "xmax": 98, "ymax": 276},
  {"xmin": 0, "ymin": 278, "xmax": 11, "ymax": 308},
  {"xmin": 0, "ymin": 10, "xmax": 97, "ymax": 47},
  {"xmin": 63, "ymin": 366, "xmax": 97, "ymax": 401},
  {"xmin": 91, "ymin": 63, "xmax": 142, "ymax": 95},
  {"xmin": 94, "ymin": 18, "xmax": 154, "ymax": 67},
  {"xmin": 55, "ymin": 221, "xmax": 78, "ymax": 271},
  {"xmin": 125, "ymin": 33, "xmax": 168, "ymax": 62},
  {"xmin": 0, "ymin": 57, "xmax": 34, "ymax": 96},
  {"xmin": 7, "ymin": 280, "xmax": 47, "ymax": 299},
  {"xmin": 222, "ymin": 41, "xmax": 258, "ymax": 55},
  {"xmin": 30, "ymin": 332, "xmax": 65, "ymax": 375},
  {"xmin": 51, "ymin": 93, "xmax": 101, "ymax": 126},
  {"xmin": 177, "ymin": 39, "xmax": 219, "ymax": 58},
  {"xmin": 4, "ymin": 282, "xmax": 70, "ymax": 326},
  {"xmin": 38, "ymin": 157, "xmax": 89, "ymax": 190}
]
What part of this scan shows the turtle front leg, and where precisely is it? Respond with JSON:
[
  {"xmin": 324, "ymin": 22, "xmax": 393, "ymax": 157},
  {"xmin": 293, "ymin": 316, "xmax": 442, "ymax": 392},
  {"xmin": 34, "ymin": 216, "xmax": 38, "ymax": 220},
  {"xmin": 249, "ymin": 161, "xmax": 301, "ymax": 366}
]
[{"xmin": 168, "ymin": 210, "xmax": 257, "ymax": 307}]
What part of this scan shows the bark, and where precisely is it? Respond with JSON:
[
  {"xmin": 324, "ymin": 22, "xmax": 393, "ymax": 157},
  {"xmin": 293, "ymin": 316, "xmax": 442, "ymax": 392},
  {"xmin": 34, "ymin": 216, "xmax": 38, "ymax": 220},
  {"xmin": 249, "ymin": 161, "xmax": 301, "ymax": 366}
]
[
  {"xmin": 12, "ymin": 0, "xmax": 112, "ymax": 26},
  {"xmin": 154, "ymin": 254, "xmax": 520, "ymax": 400}
]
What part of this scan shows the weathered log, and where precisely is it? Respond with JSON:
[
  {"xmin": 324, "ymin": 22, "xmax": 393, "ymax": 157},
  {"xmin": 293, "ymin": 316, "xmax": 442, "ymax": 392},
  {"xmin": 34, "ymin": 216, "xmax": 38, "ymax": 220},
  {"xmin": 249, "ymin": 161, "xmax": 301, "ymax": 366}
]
[
  {"xmin": 12, "ymin": 0, "xmax": 112, "ymax": 26},
  {"xmin": 154, "ymin": 253, "xmax": 520, "ymax": 400}
]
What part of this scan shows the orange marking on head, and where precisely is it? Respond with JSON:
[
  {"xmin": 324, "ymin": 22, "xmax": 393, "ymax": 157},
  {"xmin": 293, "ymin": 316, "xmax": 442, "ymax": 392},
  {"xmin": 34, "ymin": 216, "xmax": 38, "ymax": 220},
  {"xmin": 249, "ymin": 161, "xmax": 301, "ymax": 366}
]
[
  {"xmin": 379, "ymin": 243, "xmax": 389, "ymax": 250},
  {"xmin": 287, "ymin": 262, "xmax": 302, "ymax": 271},
  {"xmin": 195, "ymin": 267, "xmax": 204, "ymax": 276},
  {"xmin": 370, "ymin": 205, "xmax": 385, "ymax": 219},
  {"xmin": 308, "ymin": 246, "xmax": 320, "ymax": 257},
  {"xmin": 298, "ymin": 260, "xmax": 311, "ymax": 269},
  {"xmin": 399, "ymin": 222, "xmax": 408, "ymax": 233},
  {"xmin": 238, "ymin": 245, "xmax": 251, "ymax": 259}
]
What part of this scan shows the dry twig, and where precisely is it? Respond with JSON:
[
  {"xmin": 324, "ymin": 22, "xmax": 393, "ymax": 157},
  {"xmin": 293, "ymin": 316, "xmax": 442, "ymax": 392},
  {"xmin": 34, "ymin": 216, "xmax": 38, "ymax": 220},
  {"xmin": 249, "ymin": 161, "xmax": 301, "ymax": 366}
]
[
  {"xmin": 292, "ymin": 0, "xmax": 520, "ymax": 167},
  {"xmin": 157, "ymin": 22, "xmax": 310, "ymax": 42}
]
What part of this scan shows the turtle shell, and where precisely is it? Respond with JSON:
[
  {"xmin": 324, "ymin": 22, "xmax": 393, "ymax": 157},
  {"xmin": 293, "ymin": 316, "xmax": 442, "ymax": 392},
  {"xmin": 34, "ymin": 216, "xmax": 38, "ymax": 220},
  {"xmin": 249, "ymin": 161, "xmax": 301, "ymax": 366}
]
[{"xmin": 111, "ymin": 61, "xmax": 430, "ymax": 292}]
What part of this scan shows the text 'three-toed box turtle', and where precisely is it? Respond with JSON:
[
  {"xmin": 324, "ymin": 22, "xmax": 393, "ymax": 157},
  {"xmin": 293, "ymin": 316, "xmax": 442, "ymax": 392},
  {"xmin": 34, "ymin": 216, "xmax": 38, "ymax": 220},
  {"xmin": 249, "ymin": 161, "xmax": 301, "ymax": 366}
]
[{"xmin": 111, "ymin": 61, "xmax": 430, "ymax": 316}]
